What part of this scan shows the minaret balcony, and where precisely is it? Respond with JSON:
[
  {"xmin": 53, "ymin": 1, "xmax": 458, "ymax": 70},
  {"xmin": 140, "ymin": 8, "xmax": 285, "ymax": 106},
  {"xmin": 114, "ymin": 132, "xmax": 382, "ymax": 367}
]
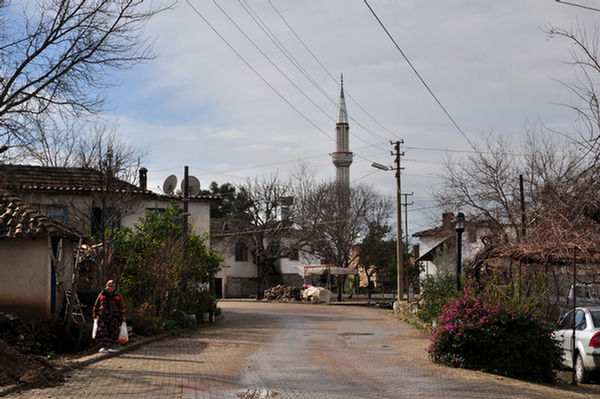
[{"xmin": 331, "ymin": 152, "xmax": 354, "ymax": 167}]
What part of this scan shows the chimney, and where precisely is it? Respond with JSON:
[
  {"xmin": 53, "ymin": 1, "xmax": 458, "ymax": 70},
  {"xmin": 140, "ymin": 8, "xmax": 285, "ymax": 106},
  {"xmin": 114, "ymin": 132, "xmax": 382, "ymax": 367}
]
[
  {"xmin": 442, "ymin": 212, "xmax": 454, "ymax": 228},
  {"xmin": 139, "ymin": 167, "xmax": 147, "ymax": 190}
]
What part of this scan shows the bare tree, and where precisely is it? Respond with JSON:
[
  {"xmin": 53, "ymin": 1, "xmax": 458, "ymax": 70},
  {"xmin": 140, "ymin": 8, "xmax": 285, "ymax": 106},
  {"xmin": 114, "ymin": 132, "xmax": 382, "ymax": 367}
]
[
  {"xmin": 435, "ymin": 131, "xmax": 583, "ymax": 235},
  {"xmin": 546, "ymin": 24, "xmax": 600, "ymax": 159},
  {"xmin": 73, "ymin": 122, "xmax": 147, "ymax": 183},
  {"xmin": 0, "ymin": 0, "xmax": 170, "ymax": 146},
  {"xmin": 15, "ymin": 112, "xmax": 80, "ymax": 167},
  {"xmin": 223, "ymin": 174, "xmax": 295, "ymax": 298},
  {"xmin": 295, "ymin": 181, "xmax": 393, "ymax": 301}
]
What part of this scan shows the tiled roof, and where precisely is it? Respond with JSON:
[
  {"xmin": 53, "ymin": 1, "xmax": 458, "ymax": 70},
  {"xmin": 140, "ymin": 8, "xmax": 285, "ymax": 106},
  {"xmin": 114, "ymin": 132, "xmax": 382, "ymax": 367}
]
[
  {"xmin": 0, "ymin": 164, "xmax": 140, "ymax": 191},
  {"xmin": 0, "ymin": 164, "xmax": 218, "ymax": 200},
  {"xmin": 0, "ymin": 194, "xmax": 81, "ymax": 239},
  {"xmin": 210, "ymin": 218, "xmax": 247, "ymax": 236}
]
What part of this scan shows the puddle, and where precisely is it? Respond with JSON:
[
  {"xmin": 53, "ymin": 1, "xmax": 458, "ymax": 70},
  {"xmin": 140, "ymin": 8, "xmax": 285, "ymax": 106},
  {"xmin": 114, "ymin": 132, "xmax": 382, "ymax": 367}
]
[
  {"xmin": 338, "ymin": 332, "xmax": 374, "ymax": 336},
  {"xmin": 236, "ymin": 388, "xmax": 280, "ymax": 399}
]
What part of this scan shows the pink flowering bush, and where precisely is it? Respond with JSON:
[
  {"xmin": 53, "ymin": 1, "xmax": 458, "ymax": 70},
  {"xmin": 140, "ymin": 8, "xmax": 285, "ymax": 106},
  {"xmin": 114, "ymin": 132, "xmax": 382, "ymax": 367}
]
[{"xmin": 428, "ymin": 284, "xmax": 562, "ymax": 383}]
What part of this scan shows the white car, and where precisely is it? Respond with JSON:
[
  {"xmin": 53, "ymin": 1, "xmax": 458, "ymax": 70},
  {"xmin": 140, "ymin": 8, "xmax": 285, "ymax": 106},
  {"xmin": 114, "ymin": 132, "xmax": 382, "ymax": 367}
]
[{"xmin": 553, "ymin": 307, "xmax": 600, "ymax": 383}]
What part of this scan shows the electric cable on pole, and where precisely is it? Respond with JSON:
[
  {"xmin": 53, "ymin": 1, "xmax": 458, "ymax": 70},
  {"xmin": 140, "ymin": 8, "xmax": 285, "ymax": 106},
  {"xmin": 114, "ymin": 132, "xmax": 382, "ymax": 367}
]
[
  {"xmin": 183, "ymin": 166, "xmax": 190, "ymax": 262},
  {"xmin": 392, "ymin": 140, "xmax": 404, "ymax": 302},
  {"xmin": 402, "ymin": 192, "xmax": 414, "ymax": 250},
  {"xmin": 402, "ymin": 192, "xmax": 414, "ymax": 299}
]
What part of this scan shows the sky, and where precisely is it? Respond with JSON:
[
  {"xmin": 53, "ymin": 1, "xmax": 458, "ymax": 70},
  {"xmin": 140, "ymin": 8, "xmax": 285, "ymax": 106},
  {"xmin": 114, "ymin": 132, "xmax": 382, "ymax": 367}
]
[{"xmin": 100, "ymin": 0, "xmax": 598, "ymax": 240}]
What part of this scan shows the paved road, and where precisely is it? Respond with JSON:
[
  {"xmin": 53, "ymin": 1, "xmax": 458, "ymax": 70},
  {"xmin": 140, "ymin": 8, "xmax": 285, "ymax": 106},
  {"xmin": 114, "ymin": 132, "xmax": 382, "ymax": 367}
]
[{"xmin": 5, "ymin": 302, "xmax": 600, "ymax": 398}]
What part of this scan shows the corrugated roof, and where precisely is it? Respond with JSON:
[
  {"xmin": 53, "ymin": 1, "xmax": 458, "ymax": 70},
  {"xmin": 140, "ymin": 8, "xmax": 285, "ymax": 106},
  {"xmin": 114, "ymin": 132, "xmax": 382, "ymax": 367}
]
[{"xmin": 0, "ymin": 194, "xmax": 81, "ymax": 239}]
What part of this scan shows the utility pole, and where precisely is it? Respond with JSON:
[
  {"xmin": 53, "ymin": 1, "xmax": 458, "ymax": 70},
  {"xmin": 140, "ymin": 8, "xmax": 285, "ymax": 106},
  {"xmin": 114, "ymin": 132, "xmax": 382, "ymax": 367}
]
[
  {"xmin": 402, "ymin": 192, "xmax": 414, "ymax": 249},
  {"xmin": 402, "ymin": 192, "xmax": 414, "ymax": 301},
  {"xmin": 392, "ymin": 140, "xmax": 404, "ymax": 302},
  {"xmin": 519, "ymin": 174, "xmax": 526, "ymax": 240},
  {"xmin": 182, "ymin": 166, "xmax": 189, "ymax": 262}
]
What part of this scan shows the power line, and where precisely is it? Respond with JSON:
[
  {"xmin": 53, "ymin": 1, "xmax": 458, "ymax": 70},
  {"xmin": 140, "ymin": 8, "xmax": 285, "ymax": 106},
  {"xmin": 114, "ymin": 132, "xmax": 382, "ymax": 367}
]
[
  {"xmin": 555, "ymin": 0, "xmax": 600, "ymax": 12},
  {"xmin": 185, "ymin": 0, "xmax": 336, "ymax": 145},
  {"xmin": 240, "ymin": 0, "xmax": 391, "ymax": 150},
  {"xmin": 212, "ymin": 1, "xmax": 336, "ymax": 124},
  {"xmin": 363, "ymin": 0, "xmax": 476, "ymax": 150},
  {"xmin": 268, "ymin": 0, "xmax": 401, "ymax": 140},
  {"xmin": 222, "ymin": 0, "xmax": 388, "ymax": 153},
  {"xmin": 187, "ymin": 1, "xmax": 384, "ymax": 167}
]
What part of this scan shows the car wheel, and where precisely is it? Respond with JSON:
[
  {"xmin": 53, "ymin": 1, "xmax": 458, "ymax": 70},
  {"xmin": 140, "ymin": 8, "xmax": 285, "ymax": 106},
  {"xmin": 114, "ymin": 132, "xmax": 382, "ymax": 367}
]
[{"xmin": 576, "ymin": 353, "xmax": 590, "ymax": 384}]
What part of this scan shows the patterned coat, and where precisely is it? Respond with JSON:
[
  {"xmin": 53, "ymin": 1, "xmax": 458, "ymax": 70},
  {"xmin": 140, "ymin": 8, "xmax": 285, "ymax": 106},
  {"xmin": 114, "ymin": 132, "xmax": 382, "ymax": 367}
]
[{"xmin": 93, "ymin": 289, "xmax": 126, "ymax": 347}]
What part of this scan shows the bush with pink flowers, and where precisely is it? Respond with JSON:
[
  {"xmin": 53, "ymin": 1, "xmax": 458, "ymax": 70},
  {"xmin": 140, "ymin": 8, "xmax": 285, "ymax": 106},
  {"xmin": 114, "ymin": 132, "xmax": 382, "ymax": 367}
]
[{"xmin": 428, "ymin": 284, "xmax": 562, "ymax": 383}]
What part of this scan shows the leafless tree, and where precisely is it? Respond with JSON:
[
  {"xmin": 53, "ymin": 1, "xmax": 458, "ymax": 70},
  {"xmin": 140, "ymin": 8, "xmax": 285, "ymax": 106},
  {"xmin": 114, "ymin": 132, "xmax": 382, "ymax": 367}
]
[
  {"xmin": 435, "ymin": 130, "xmax": 583, "ymax": 236},
  {"xmin": 295, "ymin": 181, "xmax": 393, "ymax": 301},
  {"xmin": 0, "ymin": 0, "xmax": 170, "ymax": 146},
  {"xmin": 223, "ymin": 174, "xmax": 295, "ymax": 298},
  {"xmin": 546, "ymin": 24, "xmax": 600, "ymax": 159}
]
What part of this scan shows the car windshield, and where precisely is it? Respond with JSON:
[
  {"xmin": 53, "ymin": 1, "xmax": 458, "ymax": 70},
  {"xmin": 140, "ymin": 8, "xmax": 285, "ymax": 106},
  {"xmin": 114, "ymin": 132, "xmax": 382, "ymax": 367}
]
[{"xmin": 591, "ymin": 310, "xmax": 600, "ymax": 328}]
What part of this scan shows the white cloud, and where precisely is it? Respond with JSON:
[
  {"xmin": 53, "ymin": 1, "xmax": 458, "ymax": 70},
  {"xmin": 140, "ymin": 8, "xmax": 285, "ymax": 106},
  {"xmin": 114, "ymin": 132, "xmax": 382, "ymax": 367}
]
[{"xmin": 103, "ymin": 0, "xmax": 599, "ymax": 235}]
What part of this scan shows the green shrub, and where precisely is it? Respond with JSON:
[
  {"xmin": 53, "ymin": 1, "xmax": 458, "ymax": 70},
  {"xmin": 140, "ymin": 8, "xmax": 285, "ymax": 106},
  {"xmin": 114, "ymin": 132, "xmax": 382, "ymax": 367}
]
[
  {"xmin": 417, "ymin": 274, "xmax": 458, "ymax": 323},
  {"xmin": 193, "ymin": 291, "xmax": 217, "ymax": 322},
  {"xmin": 428, "ymin": 285, "xmax": 563, "ymax": 383}
]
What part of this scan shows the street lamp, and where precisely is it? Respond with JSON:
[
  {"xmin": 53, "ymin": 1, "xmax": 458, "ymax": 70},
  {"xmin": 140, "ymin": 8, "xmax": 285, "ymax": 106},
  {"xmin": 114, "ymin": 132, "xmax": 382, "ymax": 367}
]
[
  {"xmin": 371, "ymin": 161, "xmax": 403, "ymax": 303},
  {"xmin": 454, "ymin": 212, "xmax": 465, "ymax": 291}
]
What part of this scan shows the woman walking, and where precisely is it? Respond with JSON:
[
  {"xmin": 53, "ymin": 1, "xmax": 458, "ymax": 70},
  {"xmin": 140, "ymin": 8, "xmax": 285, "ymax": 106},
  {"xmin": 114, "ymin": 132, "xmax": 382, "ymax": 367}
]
[{"xmin": 93, "ymin": 280, "xmax": 126, "ymax": 352}]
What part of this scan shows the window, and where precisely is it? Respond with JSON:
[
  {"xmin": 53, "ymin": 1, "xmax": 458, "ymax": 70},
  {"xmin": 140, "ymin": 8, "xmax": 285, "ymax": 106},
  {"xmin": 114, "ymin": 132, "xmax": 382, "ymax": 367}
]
[
  {"xmin": 35, "ymin": 204, "xmax": 67, "ymax": 224},
  {"xmin": 92, "ymin": 207, "xmax": 121, "ymax": 235},
  {"xmin": 591, "ymin": 311, "xmax": 600, "ymax": 328},
  {"xmin": 576, "ymin": 310, "xmax": 587, "ymax": 330},
  {"xmin": 560, "ymin": 311, "xmax": 574, "ymax": 330},
  {"xmin": 289, "ymin": 248, "xmax": 299, "ymax": 261},
  {"xmin": 235, "ymin": 242, "xmax": 248, "ymax": 262}
]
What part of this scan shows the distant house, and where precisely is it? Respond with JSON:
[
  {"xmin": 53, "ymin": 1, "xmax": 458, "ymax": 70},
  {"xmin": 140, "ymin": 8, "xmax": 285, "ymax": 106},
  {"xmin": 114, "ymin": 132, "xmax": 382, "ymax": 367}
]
[
  {"xmin": 413, "ymin": 212, "xmax": 485, "ymax": 280},
  {"xmin": 349, "ymin": 246, "xmax": 394, "ymax": 293},
  {"xmin": 210, "ymin": 218, "xmax": 259, "ymax": 298},
  {"xmin": 0, "ymin": 194, "xmax": 82, "ymax": 318},
  {"xmin": 210, "ymin": 218, "xmax": 319, "ymax": 298}
]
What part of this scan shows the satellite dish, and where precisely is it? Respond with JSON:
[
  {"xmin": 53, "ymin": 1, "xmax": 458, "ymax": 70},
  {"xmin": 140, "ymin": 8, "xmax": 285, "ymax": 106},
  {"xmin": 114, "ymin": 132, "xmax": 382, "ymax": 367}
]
[
  {"xmin": 181, "ymin": 175, "xmax": 200, "ymax": 196},
  {"xmin": 162, "ymin": 175, "xmax": 177, "ymax": 195}
]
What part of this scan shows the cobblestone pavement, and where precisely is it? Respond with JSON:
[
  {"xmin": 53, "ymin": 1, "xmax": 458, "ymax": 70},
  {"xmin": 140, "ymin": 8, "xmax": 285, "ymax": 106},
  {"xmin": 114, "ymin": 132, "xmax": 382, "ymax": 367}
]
[{"xmin": 5, "ymin": 302, "xmax": 600, "ymax": 399}]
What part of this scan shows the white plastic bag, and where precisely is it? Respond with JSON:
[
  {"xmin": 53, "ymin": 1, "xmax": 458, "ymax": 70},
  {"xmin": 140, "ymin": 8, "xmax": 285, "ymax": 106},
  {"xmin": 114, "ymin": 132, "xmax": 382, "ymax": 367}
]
[
  {"xmin": 92, "ymin": 318, "xmax": 98, "ymax": 339},
  {"xmin": 118, "ymin": 322, "xmax": 128, "ymax": 344}
]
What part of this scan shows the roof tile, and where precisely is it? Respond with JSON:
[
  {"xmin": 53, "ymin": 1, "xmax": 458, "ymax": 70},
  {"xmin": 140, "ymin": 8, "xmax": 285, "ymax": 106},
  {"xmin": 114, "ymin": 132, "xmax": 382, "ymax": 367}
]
[{"xmin": 0, "ymin": 194, "xmax": 81, "ymax": 239}]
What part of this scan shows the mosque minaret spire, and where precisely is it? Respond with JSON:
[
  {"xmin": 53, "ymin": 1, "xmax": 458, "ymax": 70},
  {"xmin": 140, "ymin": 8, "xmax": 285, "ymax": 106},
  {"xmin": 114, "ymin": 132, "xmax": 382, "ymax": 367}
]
[{"xmin": 331, "ymin": 74, "xmax": 353, "ymax": 207}]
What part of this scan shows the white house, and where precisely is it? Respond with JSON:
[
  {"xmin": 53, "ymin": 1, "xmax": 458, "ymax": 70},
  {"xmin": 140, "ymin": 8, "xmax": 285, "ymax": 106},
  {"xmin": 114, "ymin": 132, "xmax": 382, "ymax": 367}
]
[
  {"xmin": 0, "ymin": 164, "xmax": 216, "ymax": 317},
  {"xmin": 413, "ymin": 212, "xmax": 485, "ymax": 280}
]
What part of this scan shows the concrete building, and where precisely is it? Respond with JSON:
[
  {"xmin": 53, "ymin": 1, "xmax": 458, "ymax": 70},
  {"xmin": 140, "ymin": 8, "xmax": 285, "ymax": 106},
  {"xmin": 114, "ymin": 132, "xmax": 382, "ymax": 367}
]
[{"xmin": 0, "ymin": 194, "xmax": 81, "ymax": 318}]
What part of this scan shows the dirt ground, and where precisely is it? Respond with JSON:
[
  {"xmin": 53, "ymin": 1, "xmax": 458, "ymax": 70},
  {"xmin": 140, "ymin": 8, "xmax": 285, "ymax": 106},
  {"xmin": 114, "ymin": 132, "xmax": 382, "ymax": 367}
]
[{"xmin": 0, "ymin": 339, "xmax": 70, "ymax": 390}]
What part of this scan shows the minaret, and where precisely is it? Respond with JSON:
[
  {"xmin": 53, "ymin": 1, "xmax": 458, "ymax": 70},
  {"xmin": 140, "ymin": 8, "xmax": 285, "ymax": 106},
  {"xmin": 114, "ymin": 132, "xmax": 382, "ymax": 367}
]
[{"xmin": 331, "ymin": 74, "xmax": 353, "ymax": 208}]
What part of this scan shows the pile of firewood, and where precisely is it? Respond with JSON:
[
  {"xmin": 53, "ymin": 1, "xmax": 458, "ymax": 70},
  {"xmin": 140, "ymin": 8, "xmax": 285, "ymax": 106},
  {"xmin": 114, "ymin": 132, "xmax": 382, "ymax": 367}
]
[{"xmin": 263, "ymin": 285, "xmax": 301, "ymax": 301}]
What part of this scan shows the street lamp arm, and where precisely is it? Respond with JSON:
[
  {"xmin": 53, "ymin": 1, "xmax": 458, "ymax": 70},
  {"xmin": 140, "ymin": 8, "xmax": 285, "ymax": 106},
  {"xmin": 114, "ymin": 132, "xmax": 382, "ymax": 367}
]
[{"xmin": 371, "ymin": 162, "xmax": 390, "ymax": 171}]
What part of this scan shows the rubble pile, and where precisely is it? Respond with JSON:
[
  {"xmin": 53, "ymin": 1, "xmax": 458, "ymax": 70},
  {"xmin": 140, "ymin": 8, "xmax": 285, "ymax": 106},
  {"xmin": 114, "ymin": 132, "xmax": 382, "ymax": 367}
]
[
  {"xmin": 0, "ymin": 337, "xmax": 68, "ymax": 389},
  {"xmin": 263, "ymin": 285, "xmax": 301, "ymax": 301}
]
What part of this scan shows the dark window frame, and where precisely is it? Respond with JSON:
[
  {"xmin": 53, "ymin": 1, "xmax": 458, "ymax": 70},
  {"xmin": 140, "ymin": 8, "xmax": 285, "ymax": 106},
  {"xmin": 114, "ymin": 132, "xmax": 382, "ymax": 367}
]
[{"xmin": 235, "ymin": 242, "xmax": 248, "ymax": 262}]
